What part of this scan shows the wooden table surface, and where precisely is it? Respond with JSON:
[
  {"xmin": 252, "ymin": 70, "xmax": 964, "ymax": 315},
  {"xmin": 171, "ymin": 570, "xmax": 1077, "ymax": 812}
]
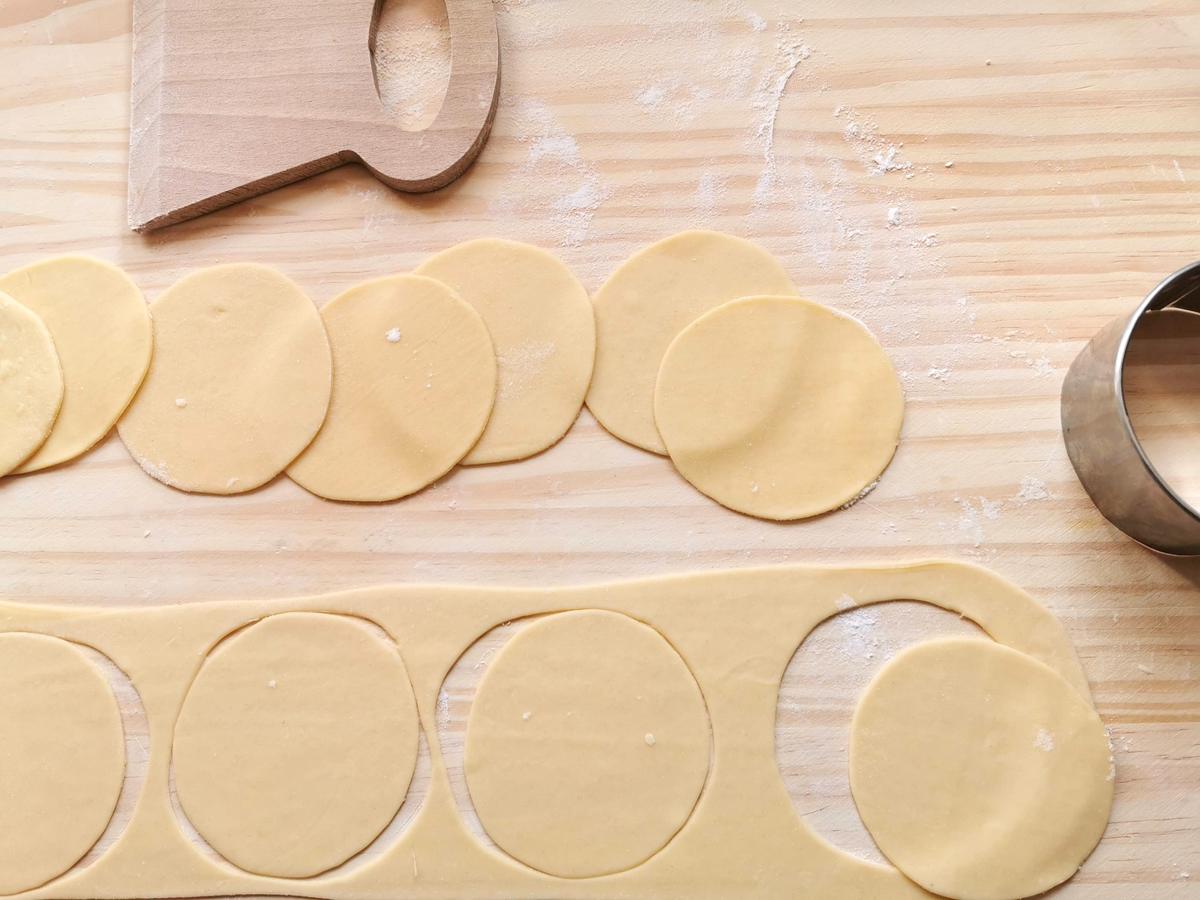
[{"xmin": 1, "ymin": 0, "xmax": 1197, "ymax": 897}]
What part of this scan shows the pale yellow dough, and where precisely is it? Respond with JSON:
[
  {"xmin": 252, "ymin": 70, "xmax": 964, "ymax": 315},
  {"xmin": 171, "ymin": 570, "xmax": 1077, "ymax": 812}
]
[
  {"xmin": 118, "ymin": 264, "xmax": 332, "ymax": 494},
  {"xmin": 587, "ymin": 230, "xmax": 797, "ymax": 454},
  {"xmin": 849, "ymin": 637, "xmax": 1114, "ymax": 900},
  {"xmin": 287, "ymin": 275, "xmax": 496, "ymax": 501},
  {"xmin": 0, "ymin": 256, "xmax": 151, "ymax": 472},
  {"xmin": 0, "ymin": 563, "xmax": 1109, "ymax": 899},
  {"xmin": 0, "ymin": 633, "xmax": 124, "ymax": 896},
  {"xmin": 415, "ymin": 239, "xmax": 595, "ymax": 464},
  {"xmin": 172, "ymin": 612, "xmax": 420, "ymax": 878},
  {"xmin": 0, "ymin": 292, "xmax": 63, "ymax": 476},
  {"xmin": 654, "ymin": 296, "xmax": 904, "ymax": 520},
  {"xmin": 465, "ymin": 610, "xmax": 710, "ymax": 878}
]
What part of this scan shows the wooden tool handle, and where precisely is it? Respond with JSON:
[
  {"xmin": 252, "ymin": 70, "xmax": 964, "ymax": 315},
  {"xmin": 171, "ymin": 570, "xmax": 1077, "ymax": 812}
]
[{"xmin": 128, "ymin": 0, "xmax": 501, "ymax": 232}]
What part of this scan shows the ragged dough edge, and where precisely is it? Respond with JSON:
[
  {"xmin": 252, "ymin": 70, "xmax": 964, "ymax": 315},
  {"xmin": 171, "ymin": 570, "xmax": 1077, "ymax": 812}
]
[{"xmin": 0, "ymin": 560, "xmax": 1097, "ymax": 900}]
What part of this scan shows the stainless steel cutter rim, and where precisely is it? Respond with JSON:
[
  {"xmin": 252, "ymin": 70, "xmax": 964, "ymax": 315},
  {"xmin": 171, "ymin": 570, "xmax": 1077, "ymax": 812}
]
[
  {"xmin": 1112, "ymin": 268, "xmax": 1200, "ymax": 526},
  {"xmin": 1061, "ymin": 258, "xmax": 1200, "ymax": 556}
]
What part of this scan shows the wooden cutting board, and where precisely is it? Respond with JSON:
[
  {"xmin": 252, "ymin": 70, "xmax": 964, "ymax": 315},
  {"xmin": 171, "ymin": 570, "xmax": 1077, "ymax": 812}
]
[{"xmin": 0, "ymin": 0, "xmax": 1197, "ymax": 897}]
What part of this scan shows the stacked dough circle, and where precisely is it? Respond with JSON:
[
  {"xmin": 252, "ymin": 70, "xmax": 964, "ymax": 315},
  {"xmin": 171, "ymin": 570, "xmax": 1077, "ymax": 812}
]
[
  {"xmin": 849, "ymin": 637, "xmax": 1114, "ymax": 900},
  {"xmin": 118, "ymin": 264, "xmax": 333, "ymax": 494},
  {"xmin": 286, "ymin": 274, "xmax": 496, "ymax": 501},
  {"xmin": 1, "ymin": 236, "xmax": 901, "ymax": 518},
  {"xmin": 0, "ymin": 292, "xmax": 63, "ymax": 476},
  {"xmin": 0, "ymin": 256, "xmax": 152, "ymax": 475},
  {"xmin": 655, "ymin": 296, "xmax": 904, "ymax": 519},
  {"xmin": 465, "ymin": 610, "xmax": 711, "ymax": 878},
  {"xmin": 171, "ymin": 612, "xmax": 420, "ymax": 877},
  {"xmin": 588, "ymin": 230, "xmax": 798, "ymax": 454},
  {"xmin": 589, "ymin": 230, "xmax": 904, "ymax": 519},
  {"xmin": 415, "ymin": 238, "xmax": 596, "ymax": 465},
  {"xmin": 0, "ymin": 633, "xmax": 125, "ymax": 895}
]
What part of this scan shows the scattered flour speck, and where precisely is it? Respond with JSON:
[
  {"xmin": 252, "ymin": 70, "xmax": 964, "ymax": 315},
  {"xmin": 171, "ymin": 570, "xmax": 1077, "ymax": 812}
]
[
  {"xmin": 1016, "ymin": 476, "xmax": 1050, "ymax": 503},
  {"xmin": 497, "ymin": 340, "xmax": 557, "ymax": 401},
  {"xmin": 870, "ymin": 144, "xmax": 912, "ymax": 176},
  {"xmin": 839, "ymin": 478, "xmax": 880, "ymax": 509},
  {"xmin": 1034, "ymin": 728, "xmax": 1056, "ymax": 752}
]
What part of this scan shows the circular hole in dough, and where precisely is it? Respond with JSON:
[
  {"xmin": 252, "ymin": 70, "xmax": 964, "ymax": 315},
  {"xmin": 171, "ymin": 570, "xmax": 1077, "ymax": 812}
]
[
  {"xmin": 171, "ymin": 612, "xmax": 421, "ymax": 879},
  {"xmin": 848, "ymin": 637, "xmax": 1114, "ymax": 900},
  {"xmin": 118, "ymin": 264, "xmax": 332, "ymax": 494},
  {"xmin": 0, "ymin": 256, "xmax": 151, "ymax": 473},
  {"xmin": 587, "ymin": 230, "xmax": 797, "ymax": 454},
  {"xmin": 286, "ymin": 274, "xmax": 496, "ymax": 501},
  {"xmin": 415, "ymin": 239, "xmax": 594, "ymax": 465},
  {"xmin": 0, "ymin": 291, "xmax": 64, "ymax": 476},
  {"xmin": 464, "ymin": 610, "xmax": 711, "ymax": 879},
  {"xmin": 653, "ymin": 295, "xmax": 904, "ymax": 520},
  {"xmin": 0, "ymin": 633, "xmax": 125, "ymax": 895}
]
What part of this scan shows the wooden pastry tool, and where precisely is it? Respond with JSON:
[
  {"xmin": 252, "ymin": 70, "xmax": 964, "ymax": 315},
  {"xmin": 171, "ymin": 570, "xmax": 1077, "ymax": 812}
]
[{"xmin": 127, "ymin": 0, "xmax": 500, "ymax": 232}]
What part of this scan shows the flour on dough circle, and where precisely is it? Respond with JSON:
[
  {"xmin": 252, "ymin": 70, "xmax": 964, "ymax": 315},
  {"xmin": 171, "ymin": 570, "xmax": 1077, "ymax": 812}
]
[
  {"xmin": 587, "ymin": 230, "xmax": 796, "ymax": 454},
  {"xmin": 171, "ymin": 612, "xmax": 420, "ymax": 878},
  {"xmin": 465, "ymin": 610, "xmax": 710, "ymax": 878},
  {"xmin": 287, "ymin": 275, "xmax": 496, "ymax": 501},
  {"xmin": 415, "ymin": 239, "xmax": 594, "ymax": 464},
  {"xmin": 654, "ymin": 295, "xmax": 904, "ymax": 520},
  {"xmin": 0, "ymin": 633, "xmax": 125, "ymax": 895},
  {"xmin": 118, "ymin": 264, "xmax": 331, "ymax": 494},
  {"xmin": 0, "ymin": 256, "xmax": 151, "ymax": 473},
  {"xmin": 0, "ymin": 292, "xmax": 64, "ymax": 476},
  {"xmin": 849, "ymin": 637, "xmax": 1114, "ymax": 900}
]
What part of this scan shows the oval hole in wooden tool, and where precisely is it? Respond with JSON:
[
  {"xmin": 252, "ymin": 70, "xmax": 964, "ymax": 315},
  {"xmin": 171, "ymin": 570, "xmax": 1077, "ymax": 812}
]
[
  {"xmin": 775, "ymin": 601, "xmax": 984, "ymax": 863},
  {"xmin": 67, "ymin": 645, "xmax": 149, "ymax": 878},
  {"xmin": 371, "ymin": 0, "xmax": 452, "ymax": 132},
  {"xmin": 165, "ymin": 614, "xmax": 431, "ymax": 879},
  {"xmin": 1123, "ymin": 308, "xmax": 1200, "ymax": 511}
]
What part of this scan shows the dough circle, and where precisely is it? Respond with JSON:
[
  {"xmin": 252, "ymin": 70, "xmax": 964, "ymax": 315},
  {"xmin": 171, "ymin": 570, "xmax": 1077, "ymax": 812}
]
[
  {"xmin": 416, "ymin": 239, "xmax": 594, "ymax": 464},
  {"xmin": 587, "ymin": 230, "xmax": 796, "ymax": 454},
  {"xmin": 172, "ymin": 612, "xmax": 420, "ymax": 878},
  {"xmin": 654, "ymin": 295, "xmax": 904, "ymax": 520},
  {"xmin": 849, "ymin": 637, "xmax": 1114, "ymax": 900},
  {"xmin": 465, "ymin": 610, "xmax": 710, "ymax": 878},
  {"xmin": 118, "ymin": 264, "xmax": 332, "ymax": 494},
  {"xmin": 287, "ymin": 275, "xmax": 496, "ymax": 501},
  {"xmin": 0, "ymin": 256, "xmax": 151, "ymax": 473},
  {"xmin": 0, "ymin": 633, "xmax": 125, "ymax": 895},
  {"xmin": 0, "ymin": 291, "xmax": 64, "ymax": 476}
]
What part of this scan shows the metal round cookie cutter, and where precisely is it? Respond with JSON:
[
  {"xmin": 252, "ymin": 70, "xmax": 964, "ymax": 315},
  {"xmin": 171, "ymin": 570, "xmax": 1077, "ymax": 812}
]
[{"xmin": 1061, "ymin": 260, "xmax": 1200, "ymax": 556}]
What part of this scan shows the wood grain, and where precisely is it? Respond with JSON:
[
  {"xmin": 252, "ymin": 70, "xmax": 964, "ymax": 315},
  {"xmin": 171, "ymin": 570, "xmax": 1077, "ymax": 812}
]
[
  {"xmin": 0, "ymin": 0, "xmax": 1197, "ymax": 896},
  {"xmin": 127, "ymin": 0, "xmax": 499, "ymax": 231}
]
